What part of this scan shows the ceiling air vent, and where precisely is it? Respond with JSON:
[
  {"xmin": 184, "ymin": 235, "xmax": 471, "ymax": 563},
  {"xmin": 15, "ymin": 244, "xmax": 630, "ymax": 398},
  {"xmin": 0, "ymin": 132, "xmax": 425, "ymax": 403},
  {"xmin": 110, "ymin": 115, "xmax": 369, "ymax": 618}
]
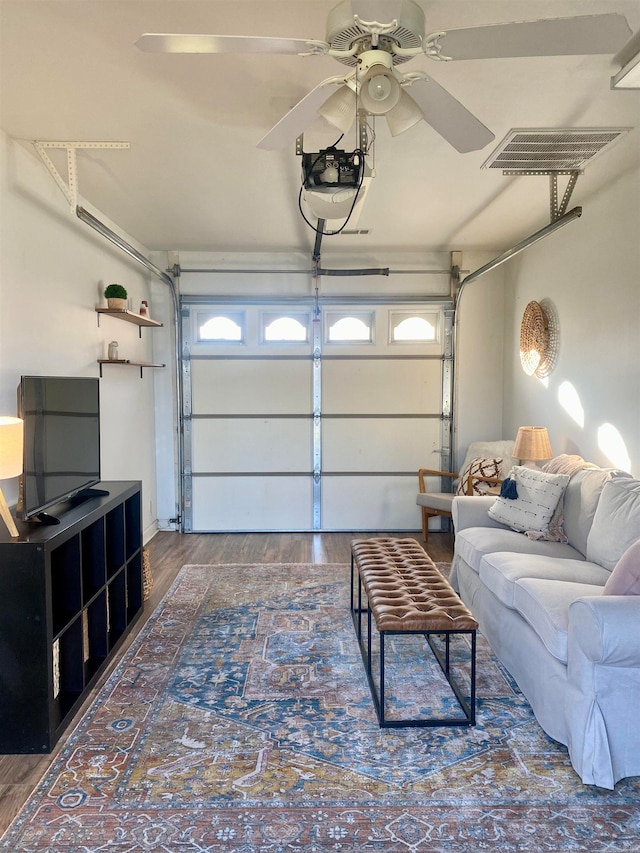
[
  {"xmin": 482, "ymin": 128, "xmax": 630, "ymax": 174},
  {"xmin": 339, "ymin": 229, "xmax": 371, "ymax": 235}
]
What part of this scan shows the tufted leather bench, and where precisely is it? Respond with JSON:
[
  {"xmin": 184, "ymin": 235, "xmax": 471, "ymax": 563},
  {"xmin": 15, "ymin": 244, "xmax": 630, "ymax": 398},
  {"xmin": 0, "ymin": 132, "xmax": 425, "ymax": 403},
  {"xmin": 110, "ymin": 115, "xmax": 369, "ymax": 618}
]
[{"xmin": 351, "ymin": 537, "xmax": 478, "ymax": 728}]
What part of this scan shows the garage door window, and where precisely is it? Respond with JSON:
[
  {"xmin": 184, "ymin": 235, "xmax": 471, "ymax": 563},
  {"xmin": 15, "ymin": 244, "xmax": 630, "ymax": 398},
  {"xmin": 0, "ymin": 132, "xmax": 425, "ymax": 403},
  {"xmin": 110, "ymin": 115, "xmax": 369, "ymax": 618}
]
[
  {"xmin": 198, "ymin": 312, "xmax": 245, "ymax": 343},
  {"xmin": 262, "ymin": 313, "xmax": 309, "ymax": 342},
  {"xmin": 390, "ymin": 312, "xmax": 439, "ymax": 343},
  {"xmin": 326, "ymin": 312, "xmax": 373, "ymax": 343}
]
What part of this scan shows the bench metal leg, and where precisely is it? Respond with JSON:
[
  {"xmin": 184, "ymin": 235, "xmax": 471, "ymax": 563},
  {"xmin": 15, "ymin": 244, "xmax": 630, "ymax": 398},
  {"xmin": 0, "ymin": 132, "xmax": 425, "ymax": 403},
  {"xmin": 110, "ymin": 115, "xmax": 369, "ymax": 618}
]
[
  {"xmin": 357, "ymin": 626, "xmax": 476, "ymax": 729},
  {"xmin": 424, "ymin": 632, "xmax": 476, "ymax": 728}
]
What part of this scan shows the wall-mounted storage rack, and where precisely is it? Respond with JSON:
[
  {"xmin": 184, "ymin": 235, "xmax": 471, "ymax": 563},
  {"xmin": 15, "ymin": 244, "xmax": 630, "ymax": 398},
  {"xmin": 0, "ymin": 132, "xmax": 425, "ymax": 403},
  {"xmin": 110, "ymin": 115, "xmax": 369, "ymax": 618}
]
[{"xmin": 96, "ymin": 308, "xmax": 165, "ymax": 377}]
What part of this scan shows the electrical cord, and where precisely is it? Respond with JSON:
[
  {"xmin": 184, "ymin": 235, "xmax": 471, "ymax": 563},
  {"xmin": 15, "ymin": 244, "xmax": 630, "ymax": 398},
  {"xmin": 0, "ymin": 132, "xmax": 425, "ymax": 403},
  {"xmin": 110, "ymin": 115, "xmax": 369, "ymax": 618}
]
[{"xmin": 298, "ymin": 134, "xmax": 366, "ymax": 237}]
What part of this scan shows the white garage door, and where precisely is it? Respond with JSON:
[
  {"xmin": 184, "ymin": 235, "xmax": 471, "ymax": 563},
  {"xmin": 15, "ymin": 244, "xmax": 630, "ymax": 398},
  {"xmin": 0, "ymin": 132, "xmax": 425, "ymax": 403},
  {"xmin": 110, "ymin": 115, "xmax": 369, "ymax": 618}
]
[{"xmin": 182, "ymin": 300, "xmax": 451, "ymax": 532}]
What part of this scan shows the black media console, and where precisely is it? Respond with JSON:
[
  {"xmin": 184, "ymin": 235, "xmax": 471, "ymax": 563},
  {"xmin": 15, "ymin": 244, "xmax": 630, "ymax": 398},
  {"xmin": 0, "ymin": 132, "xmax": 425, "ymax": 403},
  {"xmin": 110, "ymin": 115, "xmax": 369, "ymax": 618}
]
[{"xmin": 0, "ymin": 481, "xmax": 143, "ymax": 753}]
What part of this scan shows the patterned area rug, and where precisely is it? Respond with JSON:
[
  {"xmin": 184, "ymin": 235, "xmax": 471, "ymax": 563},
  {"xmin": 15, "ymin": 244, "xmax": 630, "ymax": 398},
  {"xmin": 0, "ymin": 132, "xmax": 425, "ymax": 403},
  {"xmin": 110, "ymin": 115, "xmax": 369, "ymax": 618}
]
[{"xmin": 3, "ymin": 562, "xmax": 640, "ymax": 852}]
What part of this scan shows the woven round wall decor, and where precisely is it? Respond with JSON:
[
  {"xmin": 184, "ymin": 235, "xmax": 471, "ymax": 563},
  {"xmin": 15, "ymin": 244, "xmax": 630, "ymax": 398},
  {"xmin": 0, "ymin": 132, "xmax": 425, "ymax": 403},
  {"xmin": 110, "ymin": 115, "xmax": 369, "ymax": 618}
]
[{"xmin": 520, "ymin": 300, "xmax": 558, "ymax": 378}]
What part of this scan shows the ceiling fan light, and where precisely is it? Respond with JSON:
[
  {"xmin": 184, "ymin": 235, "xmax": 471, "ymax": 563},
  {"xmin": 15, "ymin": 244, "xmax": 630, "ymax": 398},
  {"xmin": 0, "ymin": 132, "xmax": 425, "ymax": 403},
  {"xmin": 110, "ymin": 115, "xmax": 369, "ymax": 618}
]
[
  {"xmin": 386, "ymin": 90, "xmax": 424, "ymax": 136},
  {"xmin": 317, "ymin": 85, "xmax": 357, "ymax": 134},
  {"xmin": 359, "ymin": 69, "xmax": 401, "ymax": 115}
]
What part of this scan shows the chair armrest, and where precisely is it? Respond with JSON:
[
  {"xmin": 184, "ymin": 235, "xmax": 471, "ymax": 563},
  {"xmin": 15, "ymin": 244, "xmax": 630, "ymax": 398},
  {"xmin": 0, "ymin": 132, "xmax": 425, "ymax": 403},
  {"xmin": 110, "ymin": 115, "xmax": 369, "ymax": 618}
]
[
  {"xmin": 466, "ymin": 474, "xmax": 502, "ymax": 495},
  {"xmin": 452, "ymin": 495, "xmax": 501, "ymax": 532},
  {"xmin": 418, "ymin": 468, "xmax": 457, "ymax": 493},
  {"xmin": 569, "ymin": 596, "xmax": 640, "ymax": 667}
]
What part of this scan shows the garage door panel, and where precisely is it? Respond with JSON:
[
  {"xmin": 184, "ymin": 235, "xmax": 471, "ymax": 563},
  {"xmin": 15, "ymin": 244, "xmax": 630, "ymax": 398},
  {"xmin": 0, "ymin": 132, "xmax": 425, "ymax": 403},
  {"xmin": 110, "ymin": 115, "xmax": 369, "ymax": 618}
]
[
  {"xmin": 322, "ymin": 360, "xmax": 441, "ymax": 414},
  {"xmin": 193, "ymin": 418, "xmax": 312, "ymax": 472},
  {"xmin": 192, "ymin": 359, "xmax": 311, "ymax": 414},
  {"xmin": 192, "ymin": 476, "xmax": 313, "ymax": 531},
  {"xmin": 322, "ymin": 476, "xmax": 417, "ymax": 530},
  {"xmin": 322, "ymin": 418, "xmax": 440, "ymax": 472},
  {"xmin": 185, "ymin": 301, "xmax": 447, "ymax": 532}
]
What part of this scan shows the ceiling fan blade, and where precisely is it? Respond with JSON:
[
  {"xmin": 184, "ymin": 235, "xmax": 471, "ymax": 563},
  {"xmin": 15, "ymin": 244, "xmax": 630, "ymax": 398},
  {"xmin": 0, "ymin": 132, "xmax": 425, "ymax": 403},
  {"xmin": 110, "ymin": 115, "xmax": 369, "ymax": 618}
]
[
  {"xmin": 135, "ymin": 33, "xmax": 328, "ymax": 55},
  {"xmin": 257, "ymin": 77, "xmax": 346, "ymax": 150},
  {"xmin": 434, "ymin": 14, "xmax": 631, "ymax": 61},
  {"xmin": 404, "ymin": 76, "xmax": 495, "ymax": 153}
]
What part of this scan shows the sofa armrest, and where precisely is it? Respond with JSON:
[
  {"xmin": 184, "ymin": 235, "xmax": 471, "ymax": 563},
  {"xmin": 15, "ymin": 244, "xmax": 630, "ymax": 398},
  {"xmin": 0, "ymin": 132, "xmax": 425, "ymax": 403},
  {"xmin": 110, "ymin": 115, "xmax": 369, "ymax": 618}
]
[
  {"xmin": 570, "ymin": 596, "xmax": 640, "ymax": 667},
  {"xmin": 451, "ymin": 495, "xmax": 502, "ymax": 533}
]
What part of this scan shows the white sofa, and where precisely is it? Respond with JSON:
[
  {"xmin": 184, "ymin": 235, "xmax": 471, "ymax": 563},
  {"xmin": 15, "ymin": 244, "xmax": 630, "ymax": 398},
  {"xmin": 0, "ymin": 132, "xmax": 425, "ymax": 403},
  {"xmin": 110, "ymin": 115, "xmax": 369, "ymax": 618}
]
[{"xmin": 450, "ymin": 461, "xmax": 640, "ymax": 789}]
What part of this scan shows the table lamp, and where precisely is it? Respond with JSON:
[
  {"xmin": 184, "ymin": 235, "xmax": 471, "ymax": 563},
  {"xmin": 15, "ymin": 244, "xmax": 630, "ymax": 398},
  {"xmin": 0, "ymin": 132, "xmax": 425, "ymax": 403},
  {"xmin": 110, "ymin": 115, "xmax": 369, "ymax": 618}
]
[
  {"xmin": 0, "ymin": 416, "xmax": 24, "ymax": 538},
  {"xmin": 514, "ymin": 426, "xmax": 553, "ymax": 468}
]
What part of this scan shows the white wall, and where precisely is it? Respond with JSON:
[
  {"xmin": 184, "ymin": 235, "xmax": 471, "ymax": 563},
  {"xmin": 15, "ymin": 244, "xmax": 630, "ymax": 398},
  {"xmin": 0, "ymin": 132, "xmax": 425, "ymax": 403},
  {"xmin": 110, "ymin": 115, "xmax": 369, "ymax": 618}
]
[
  {"xmin": 501, "ymin": 163, "xmax": 640, "ymax": 475},
  {"xmin": 0, "ymin": 132, "xmax": 160, "ymax": 539},
  {"xmin": 455, "ymin": 253, "xmax": 507, "ymax": 470}
]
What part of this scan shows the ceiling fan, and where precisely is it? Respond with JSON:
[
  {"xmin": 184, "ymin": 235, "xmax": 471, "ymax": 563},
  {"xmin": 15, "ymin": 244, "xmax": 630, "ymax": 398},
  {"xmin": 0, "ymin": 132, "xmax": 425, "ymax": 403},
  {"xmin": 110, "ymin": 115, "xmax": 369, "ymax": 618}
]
[{"xmin": 136, "ymin": 0, "xmax": 631, "ymax": 154}]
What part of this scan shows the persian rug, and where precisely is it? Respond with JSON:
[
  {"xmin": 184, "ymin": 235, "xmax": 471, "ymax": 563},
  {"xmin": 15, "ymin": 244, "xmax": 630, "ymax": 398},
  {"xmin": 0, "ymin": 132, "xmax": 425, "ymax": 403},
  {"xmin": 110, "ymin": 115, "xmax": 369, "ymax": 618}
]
[{"xmin": 3, "ymin": 562, "xmax": 640, "ymax": 852}]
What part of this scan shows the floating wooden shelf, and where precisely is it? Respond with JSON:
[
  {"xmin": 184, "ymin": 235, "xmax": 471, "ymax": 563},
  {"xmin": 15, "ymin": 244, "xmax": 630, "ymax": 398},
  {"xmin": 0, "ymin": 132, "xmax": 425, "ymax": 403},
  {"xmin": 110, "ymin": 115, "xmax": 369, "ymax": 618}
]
[
  {"xmin": 95, "ymin": 308, "xmax": 163, "ymax": 335},
  {"xmin": 97, "ymin": 359, "xmax": 165, "ymax": 378}
]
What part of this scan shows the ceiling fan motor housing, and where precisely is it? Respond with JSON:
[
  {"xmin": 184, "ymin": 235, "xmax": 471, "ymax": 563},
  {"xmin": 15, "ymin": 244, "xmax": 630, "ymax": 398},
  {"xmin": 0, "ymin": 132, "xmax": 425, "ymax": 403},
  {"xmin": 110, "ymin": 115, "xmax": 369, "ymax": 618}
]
[{"xmin": 326, "ymin": 0, "xmax": 425, "ymax": 66}]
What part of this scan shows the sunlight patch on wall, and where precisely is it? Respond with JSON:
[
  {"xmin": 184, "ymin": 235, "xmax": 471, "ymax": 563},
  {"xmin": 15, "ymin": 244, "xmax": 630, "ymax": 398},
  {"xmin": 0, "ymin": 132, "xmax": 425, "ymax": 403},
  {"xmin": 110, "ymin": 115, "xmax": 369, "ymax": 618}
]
[
  {"xmin": 558, "ymin": 381, "xmax": 584, "ymax": 428},
  {"xmin": 598, "ymin": 423, "xmax": 631, "ymax": 471}
]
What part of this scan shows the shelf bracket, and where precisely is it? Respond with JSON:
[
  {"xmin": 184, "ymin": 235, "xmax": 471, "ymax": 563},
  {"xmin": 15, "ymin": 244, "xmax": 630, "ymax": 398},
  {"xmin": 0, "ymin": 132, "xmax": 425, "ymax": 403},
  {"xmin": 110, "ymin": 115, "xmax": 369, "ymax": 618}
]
[
  {"xmin": 549, "ymin": 171, "xmax": 580, "ymax": 222},
  {"xmin": 32, "ymin": 141, "xmax": 130, "ymax": 213},
  {"xmin": 501, "ymin": 167, "xmax": 581, "ymax": 225}
]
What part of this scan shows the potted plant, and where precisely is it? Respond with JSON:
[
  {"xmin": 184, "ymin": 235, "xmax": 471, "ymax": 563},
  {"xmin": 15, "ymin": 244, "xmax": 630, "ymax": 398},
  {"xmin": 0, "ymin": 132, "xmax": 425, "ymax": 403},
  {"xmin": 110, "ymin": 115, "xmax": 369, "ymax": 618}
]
[{"xmin": 104, "ymin": 283, "xmax": 128, "ymax": 311}]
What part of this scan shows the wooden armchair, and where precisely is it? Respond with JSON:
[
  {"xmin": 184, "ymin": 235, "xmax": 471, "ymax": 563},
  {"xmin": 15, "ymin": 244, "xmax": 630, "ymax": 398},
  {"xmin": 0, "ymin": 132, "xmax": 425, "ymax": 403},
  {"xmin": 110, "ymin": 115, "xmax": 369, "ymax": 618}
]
[
  {"xmin": 416, "ymin": 467, "xmax": 458, "ymax": 542},
  {"xmin": 416, "ymin": 440, "xmax": 517, "ymax": 542}
]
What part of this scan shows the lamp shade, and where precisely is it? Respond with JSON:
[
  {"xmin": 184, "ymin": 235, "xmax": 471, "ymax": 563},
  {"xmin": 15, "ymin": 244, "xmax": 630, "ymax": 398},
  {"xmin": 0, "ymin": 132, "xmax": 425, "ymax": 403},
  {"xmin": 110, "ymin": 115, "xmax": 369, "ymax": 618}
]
[
  {"xmin": 0, "ymin": 417, "xmax": 23, "ymax": 479},
  {"xmin": 318, "ymin": 85, "xmax": 357, "ymax": 134},
  {"xmin": 513, "ymin": 426, "xmax": 553, "ymax": 463},
  {"xmin": 386, "ymin": 89, "xmax": 424, "ymax": 137},
  {"xmin": 359, "ymin": 68, "xmax": 401, "ymax": 115}
]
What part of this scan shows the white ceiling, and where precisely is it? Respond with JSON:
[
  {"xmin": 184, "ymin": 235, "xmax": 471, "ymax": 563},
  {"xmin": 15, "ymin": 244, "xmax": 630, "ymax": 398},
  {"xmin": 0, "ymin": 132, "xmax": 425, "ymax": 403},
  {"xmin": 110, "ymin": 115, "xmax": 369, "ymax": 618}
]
[{"xmin": 1, "ymin": 0, "xmax": 639, "ymax": 256}]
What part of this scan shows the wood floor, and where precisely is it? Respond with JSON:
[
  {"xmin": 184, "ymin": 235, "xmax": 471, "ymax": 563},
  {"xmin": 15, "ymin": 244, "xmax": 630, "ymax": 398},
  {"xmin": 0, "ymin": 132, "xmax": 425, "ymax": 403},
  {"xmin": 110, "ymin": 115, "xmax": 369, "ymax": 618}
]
[{"xmin": 0, "ymin": 529, "xmax": 453, "ymax": 836}]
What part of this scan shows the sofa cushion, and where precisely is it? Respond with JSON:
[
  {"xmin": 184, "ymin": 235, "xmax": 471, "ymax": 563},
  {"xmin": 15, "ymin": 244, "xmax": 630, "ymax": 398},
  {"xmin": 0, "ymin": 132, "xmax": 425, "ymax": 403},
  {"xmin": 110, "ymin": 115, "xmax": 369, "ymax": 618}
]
[
  {"xmin": 480, "ymin": 552, "xmax": 610, "ymax": 610},
  {"xmin": 603, "ymin": 538, "xmax": 640, "ymax": 595},
  {"xmin": 455, "ymin": 526, "xmax": 584, "ymax": 574},
  {"xmin": 456, "ymin": 457, "xmax": 502, "ymax": 496},
  {"xmin": 512, "ymin": 578, "xmax": 604, "ymax": 664},
  {"xmin": 488, "ymin": 467, "xmax": 570, "ymax": 535},
  {"xmin": 562, "ymin": 467, "xmax": 614, "ymax": 557},
  {"xmin": 586, "ymin": 478, "xmax": 640, "ymax": 571}
]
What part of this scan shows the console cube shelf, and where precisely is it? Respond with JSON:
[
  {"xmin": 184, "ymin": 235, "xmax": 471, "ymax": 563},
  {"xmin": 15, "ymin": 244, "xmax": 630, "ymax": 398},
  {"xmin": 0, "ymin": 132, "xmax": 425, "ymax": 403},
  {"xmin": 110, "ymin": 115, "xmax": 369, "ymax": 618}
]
[{"xmin": 0, "ymin": 481, "xmax": 143, "ymax": 753}]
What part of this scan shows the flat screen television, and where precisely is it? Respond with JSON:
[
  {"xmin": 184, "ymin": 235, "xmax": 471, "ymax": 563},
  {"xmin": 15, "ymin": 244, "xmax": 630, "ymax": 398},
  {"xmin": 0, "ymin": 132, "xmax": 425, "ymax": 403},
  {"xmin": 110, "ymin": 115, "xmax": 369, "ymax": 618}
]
[{"xmin": 16, "ymin": 376, "xmax": 103, "ymax": 523}]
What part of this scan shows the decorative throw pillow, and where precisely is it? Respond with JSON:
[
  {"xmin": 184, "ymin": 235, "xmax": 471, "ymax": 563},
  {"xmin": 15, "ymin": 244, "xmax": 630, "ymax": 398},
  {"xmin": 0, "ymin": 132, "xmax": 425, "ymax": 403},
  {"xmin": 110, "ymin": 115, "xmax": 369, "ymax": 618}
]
[
  {"xmin": 603, "ymin": 539, "xmax": 640, "ymax": 595},
  {"xmin": 456, "ymin": 457, "xmax": 503, "ymax": 496},
  {"xmin": 488, "ymin": 466, "xmax": 570, "ymax": 534}
]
